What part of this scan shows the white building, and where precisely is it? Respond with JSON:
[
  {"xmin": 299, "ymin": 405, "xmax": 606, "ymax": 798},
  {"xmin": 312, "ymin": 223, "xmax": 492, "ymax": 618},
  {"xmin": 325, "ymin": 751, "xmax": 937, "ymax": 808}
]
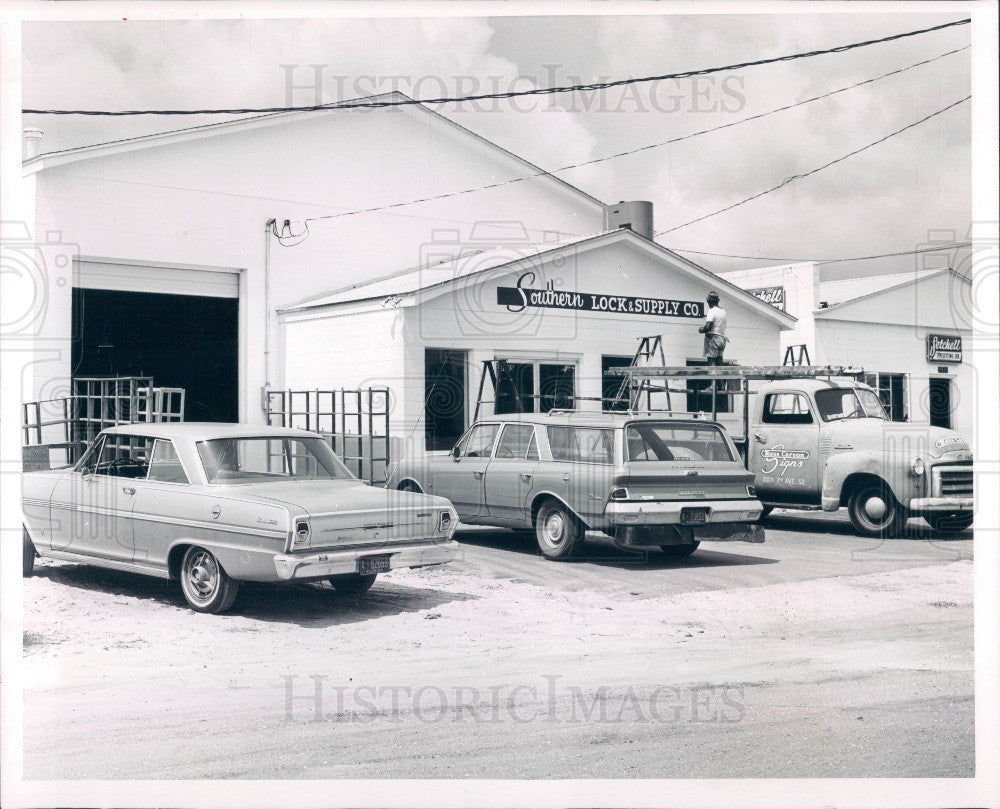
[
  {"xmin": 21, "ymin": 92, "xmax": 793, "ymax": 457},
  {"xmin": 722, "ymin": 262, "xmax": 974, "ymax": 436},
  {"xmin": 280, "ymin": 227, "xmax": 794, "ymax": 452}
]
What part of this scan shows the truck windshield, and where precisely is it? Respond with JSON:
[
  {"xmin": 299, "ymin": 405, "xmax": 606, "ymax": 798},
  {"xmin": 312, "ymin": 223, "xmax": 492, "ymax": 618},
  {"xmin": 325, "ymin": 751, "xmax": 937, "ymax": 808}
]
[
  {"xmin": 198, "ymin": 436, "xmax": 354, "ymax": 483},
  {"xmin": 814, "ymin": 388, "xmax": 888, "ymax": 422},
  {"xmin": 625, "ymin": 422, "xmax": 735, "ymax": 462}
]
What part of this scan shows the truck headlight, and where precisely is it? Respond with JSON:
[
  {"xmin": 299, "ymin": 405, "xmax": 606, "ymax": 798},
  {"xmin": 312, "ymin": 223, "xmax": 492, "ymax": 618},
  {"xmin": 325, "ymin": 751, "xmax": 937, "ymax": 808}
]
[{"xmin": 910, "ymin": 457, "xmax": 925, "ymax": 477}]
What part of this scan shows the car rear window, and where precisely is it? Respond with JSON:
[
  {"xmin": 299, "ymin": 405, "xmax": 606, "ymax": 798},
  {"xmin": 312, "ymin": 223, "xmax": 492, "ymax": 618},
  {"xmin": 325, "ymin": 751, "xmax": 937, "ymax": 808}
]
[
  {"xmin": 546, "ymin": 426, "xmax": 615, "ymax": 464},
  {"xmin": 625, "ymin": 422, "xmax": 735, "ymax": 462}
]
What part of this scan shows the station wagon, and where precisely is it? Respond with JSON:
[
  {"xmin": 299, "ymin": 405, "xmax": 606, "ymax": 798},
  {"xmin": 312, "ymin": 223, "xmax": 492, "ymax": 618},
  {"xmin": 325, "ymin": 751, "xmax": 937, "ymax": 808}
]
[{"xmin": 388, "ymin": 411, "xmax": 764, "ymax": 559}]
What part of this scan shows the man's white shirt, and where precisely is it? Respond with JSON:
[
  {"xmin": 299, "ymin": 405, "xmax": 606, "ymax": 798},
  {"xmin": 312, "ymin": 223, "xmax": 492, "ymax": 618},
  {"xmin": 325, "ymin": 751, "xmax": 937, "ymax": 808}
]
[{"xmin": 705, "ymin": 305, "xmax": 727, "ymax": 336}]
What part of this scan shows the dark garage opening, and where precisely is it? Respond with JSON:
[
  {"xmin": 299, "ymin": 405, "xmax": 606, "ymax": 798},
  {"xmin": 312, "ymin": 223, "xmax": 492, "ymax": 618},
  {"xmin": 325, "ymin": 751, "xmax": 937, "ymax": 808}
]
[{"xmin": 72, "ymin": 288, "xmax": 239, "ymax": 423}]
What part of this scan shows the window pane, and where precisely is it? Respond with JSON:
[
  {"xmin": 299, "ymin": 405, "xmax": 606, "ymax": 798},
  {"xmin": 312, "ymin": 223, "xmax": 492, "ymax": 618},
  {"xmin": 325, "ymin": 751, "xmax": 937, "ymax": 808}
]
[
  {"xmin": 626, "ymin": 423, "xmax": 735, "ymax": 462},
  {"xmin": 198, "ymin": 437, "xmax": 352, "ymax": 483},
  {"xmin": 147, "ymin": 440, "xmax": 189, "ymax": 483},
  {"xmin": 762, "ymin": 393, "xmax": 813, "ymax": 425},
  {"xmin": 602, "ymin": 356, "xmax": 632, "ymax": 411},
  {"xmin": 459, "ymin": 425, "xmax": 499, "ymax": 458},
  {"xmin": 94, "ymin": 435, "xmax": 152, "ymax": 478},
  {"xmin": 547, "ymin": 426, "xmax": 615, "ymax": 464},
  {"xmin": 496, "ymin": 424, "xmax": 535, "ymax": 459},
  {"xmin": 495, "ymin": 362, "xmax": 534, "ymax": 414},
  {"xmin": 539, "ymin": 364, "xmax": 575, "ymax": 413}
]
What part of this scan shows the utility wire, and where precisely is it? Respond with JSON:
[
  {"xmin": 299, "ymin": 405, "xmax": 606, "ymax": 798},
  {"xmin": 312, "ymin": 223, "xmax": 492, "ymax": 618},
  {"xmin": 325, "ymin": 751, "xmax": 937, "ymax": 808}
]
[
  {"xmin": 666, "ymin": 241, "xmax": 972, "ymax": 264},
  {"xmin": 23, "ymin": 18, "xmax": 969, "ymax": 115},
  {"xmin": 301, "ymin": 45, "xmax": 967, "ymax": 225},
  {"xmin": 655, "ymin": 95, "xmax": 971, "ymax": 236}
]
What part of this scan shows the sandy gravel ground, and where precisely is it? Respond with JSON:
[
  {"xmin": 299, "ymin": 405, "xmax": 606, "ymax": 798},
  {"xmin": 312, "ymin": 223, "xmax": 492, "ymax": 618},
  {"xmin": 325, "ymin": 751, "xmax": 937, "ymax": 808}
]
[{"xmin": 22, "ymin": 520, "xmax": 973, "ymax": 780}]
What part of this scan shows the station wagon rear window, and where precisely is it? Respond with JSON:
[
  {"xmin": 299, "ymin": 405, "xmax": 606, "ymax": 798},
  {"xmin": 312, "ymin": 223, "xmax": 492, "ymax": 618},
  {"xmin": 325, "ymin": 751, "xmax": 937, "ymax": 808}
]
[
  {"xmin": 546, "ymin": 426, "xmax": 615, "ymax": 464},
  {"xmin": 198, "ymin": 437, "xmax": 353, "ymax": 483},
  {"xmin": 625, "ymin": 422, "xmax": 735, "ymax": 462}
]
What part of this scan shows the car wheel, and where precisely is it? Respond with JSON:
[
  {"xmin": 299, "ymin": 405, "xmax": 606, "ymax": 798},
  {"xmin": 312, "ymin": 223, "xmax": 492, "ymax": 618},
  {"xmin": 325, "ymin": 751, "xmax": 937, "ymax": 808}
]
[
  {"xmin": 329, "ymin": 573, "xmax": 378, "ymax": 594},
  {"xmin": 535, "ymin": 500, "xmax": 581, "ymax": 560},
  {"xmin": 398, "ymin": 481, "xmax": 421, "ymax": 493},
  {"xmin": 179, "ymin": 546, "xmax": 240, "ymax": 614},
  {"xmin": 659, "ymin": 541, "xmax": 700, "ymax": 557},
  {"xmin": 848, "ymin": 481, "xmax": 908, "ymax": 538},
  {"xmin": 23, "ymin": 527, "xmax": 36, "ymax": 577},
  {"xmin": 925, "ymin": 512, "xmax": 974, "ymax": 532}
]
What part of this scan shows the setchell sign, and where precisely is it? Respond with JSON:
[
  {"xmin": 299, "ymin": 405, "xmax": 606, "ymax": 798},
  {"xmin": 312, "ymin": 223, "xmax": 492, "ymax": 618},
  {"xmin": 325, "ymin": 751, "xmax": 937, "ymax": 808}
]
[
  {"xmin": 496, "ymin": 272, "xmax": 704, "ymax": 319},
  {"xmin": 926, "ymin": 334, "xmax": 962, "ymax": 363},
  {"xmin": 746, "ymin": 285, "xmax": 786, "ymax": 311}
]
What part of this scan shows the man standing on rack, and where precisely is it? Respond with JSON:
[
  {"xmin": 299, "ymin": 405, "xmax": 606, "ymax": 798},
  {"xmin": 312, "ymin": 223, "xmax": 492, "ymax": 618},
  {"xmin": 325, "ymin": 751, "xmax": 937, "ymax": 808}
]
[{"xmin": 698, "ymin": 290, "xmax": 729, "ymax": 365}]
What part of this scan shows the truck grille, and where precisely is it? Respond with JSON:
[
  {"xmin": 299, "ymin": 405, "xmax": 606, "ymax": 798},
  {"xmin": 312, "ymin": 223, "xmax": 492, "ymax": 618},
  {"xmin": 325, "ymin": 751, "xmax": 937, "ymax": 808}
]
[{"xmin": 936, "ymin": 464, "xmax": 973, "ymax": 497}]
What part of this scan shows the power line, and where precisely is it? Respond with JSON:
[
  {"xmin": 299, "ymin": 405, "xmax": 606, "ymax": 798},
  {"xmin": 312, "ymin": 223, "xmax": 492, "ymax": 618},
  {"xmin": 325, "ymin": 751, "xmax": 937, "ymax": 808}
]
[
  {"xmin": 665, "ymin": 241, "xmax": 972, "ymax": 264},
  {"xmin": 301, "ymin": 45, "xmax": 967, "ymax": 225},
  {"xmin": 23, "ymin": 18, "xmax": 969, "ymax": 115},
  {"xmin": 655, "ymin": 95, "xmax": 971, "ymax": 236}
]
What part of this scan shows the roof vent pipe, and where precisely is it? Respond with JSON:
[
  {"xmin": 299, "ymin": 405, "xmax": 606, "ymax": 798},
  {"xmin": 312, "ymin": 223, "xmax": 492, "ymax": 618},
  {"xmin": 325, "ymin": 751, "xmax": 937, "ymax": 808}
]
[
  {"xmin": 23, "ymin": 128, "xmax": 44, "ymax": 160},
  {"xmin": 603, "ymin": 200, "xmax": 654, "ymax": 240}
]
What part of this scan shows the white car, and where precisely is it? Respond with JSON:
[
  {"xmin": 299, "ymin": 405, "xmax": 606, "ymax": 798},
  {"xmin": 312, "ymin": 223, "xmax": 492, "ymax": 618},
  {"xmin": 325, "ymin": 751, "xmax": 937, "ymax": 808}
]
[{"xmin": 22, "ymin": 423, "xmax": 459, "ymax": 613}]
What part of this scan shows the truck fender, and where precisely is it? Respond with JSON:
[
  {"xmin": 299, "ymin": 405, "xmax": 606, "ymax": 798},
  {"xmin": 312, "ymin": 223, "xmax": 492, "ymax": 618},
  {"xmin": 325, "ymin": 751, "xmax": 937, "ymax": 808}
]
[{"xmin": 821, "ymin": 451, "xmax": 909, "ymax": 512}]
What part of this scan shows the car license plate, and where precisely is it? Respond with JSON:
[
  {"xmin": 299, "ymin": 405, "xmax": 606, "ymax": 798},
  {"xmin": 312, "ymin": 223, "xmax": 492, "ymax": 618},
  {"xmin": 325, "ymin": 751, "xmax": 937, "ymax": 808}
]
[
  {"xmin": 680, "ymin": 507, "xmax": 709, "ymax": 525},
  {"xmin": 357, "ymin": 554, "xmax": 392, "ymax": 575}
]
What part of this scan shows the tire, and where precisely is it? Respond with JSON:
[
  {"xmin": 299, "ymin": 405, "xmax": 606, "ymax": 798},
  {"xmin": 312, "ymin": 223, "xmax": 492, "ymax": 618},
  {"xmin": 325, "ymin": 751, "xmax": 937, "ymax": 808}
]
[
  {"xmin": 659, "ymin": 541, "xmax": 701, "ymax": 557},
  {"xmin": 398, "ymin": 481, "xmax": 421, "ymax": 493},
  {"xmin": 848, "ymin": 480, "xmax": 908, "ymax": 538},
  {"xmin": 534, "ymin": 499, "xmax": 582, "ymax": 560},
  {"xmin": 23, "ymin": 527, "xmax": 36, "ymax": 577},
  {"xmin": 924, "ymin": 512, "xmax": 974, "ymax": 533},
  {"xmin": 179, "ymin": 546, "xmax": 240, "ymax": 614},
  {"xmin": 329, "ymin": 573, "xmax": 378, "ymax": 594}
]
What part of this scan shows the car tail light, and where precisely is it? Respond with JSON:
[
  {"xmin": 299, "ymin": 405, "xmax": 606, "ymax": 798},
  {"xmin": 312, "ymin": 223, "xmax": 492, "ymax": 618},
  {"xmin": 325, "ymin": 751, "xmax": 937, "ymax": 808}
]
[
  {"xmin": 746, "ymin": 484, "xmax": 757, "ymax": 497},
  {"xmin": 294, "ymin": 520, "xmax": 310, "ymax": 545},
  {"xmin": 438, "ymin": 511, "xmax": 453, "ymax": 532},
  {"xmin": 610, "ymin": 487, "xmax": 629, "ymax": 501}
]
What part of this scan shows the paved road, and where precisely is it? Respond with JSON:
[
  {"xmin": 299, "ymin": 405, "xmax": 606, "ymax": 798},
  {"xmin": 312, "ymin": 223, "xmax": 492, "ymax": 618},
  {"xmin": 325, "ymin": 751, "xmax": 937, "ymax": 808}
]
[{"xmin": 21, "ymin": 512, "xmax": 974, "ymax": 780}]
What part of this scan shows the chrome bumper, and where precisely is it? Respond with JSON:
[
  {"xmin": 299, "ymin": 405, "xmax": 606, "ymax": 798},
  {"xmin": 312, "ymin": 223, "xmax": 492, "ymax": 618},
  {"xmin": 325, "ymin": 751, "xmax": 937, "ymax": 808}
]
[
  {"xmin": 273, "ymin": 540, "xmax": 459, "ymax": 581},
  {"xmin": 605, "ymin": 499, "xmax": 763, "ymax": 526},
  {"xmin": 909, "ymin": 496, "xmax": 974, "ymax": 512}
]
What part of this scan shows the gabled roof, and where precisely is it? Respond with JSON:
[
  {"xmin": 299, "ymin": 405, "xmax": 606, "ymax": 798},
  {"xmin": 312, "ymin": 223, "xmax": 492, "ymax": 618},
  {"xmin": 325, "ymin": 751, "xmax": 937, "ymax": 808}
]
[
  {"xmin": 279, "ymin": 227, "xmax": 797, "ymax": 330},
  {"xmin": 817, "ymin": 269, "xmax": 942, "ymax": 308},
  {"xmin": 814, "ymin": 267, "xmax": 969, "ymax": 316},
  {"xmin": 22, "ymin": 91, "xmax": 605, "ymax": 212}
]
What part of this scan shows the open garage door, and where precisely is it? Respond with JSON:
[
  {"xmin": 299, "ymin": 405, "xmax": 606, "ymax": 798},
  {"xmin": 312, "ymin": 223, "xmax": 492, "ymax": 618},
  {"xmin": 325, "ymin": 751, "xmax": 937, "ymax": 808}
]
[{"xmin": 72, "ymin": 262, "xmax": 239, "ymax": 422}]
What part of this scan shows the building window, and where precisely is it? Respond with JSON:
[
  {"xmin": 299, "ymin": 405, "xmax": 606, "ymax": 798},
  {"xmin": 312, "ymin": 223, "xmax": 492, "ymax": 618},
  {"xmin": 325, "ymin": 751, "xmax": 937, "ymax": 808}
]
[
  {"xmin": 425, "ymin": 348, "xmax": 467, "ymax": 451},
  {"xmin": 602, "ymin": 355, "xmax": 632, "ymax": 411},
  {"xmin": 684, "ymin": 359, "xmax": 735, "ymax": 414},
  {"xmin": 495, "ymin": 360, "xmax": 575, "ymax": 414},
  {"xmin": 863, "ymin": 372, "xmax": 909, "ymax": 422}
]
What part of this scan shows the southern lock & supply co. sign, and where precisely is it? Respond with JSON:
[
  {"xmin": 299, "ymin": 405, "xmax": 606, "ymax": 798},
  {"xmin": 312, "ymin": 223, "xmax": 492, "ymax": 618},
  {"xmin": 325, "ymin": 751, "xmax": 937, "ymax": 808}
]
[{"xmin": 496, "ymin": 272, "xmax": 704, "ymax": 319}]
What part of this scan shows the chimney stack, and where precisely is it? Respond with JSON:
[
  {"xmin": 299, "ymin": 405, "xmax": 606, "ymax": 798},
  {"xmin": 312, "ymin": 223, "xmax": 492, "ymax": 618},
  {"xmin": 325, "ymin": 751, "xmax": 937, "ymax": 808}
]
[
  {"xmin": 23, "ymin": 128, "xmax": 44, "ymax": 160},
  {"xmin": 603, "ymin": 200, "xmax": 654, "ymax": 240}
]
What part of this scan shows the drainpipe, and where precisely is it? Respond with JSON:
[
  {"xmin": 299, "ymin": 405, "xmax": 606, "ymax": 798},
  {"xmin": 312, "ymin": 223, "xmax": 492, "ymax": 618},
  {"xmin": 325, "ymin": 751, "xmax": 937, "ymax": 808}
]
[{"xmin": 262, "ymin": 218, "xmax": 276, "ymax": 415}]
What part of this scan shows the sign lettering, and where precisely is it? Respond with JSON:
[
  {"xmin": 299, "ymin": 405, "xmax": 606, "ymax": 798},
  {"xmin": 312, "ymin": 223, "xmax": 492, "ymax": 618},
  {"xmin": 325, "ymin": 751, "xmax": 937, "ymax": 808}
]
[
  {"xmin": 925, "ymin": 334, "xmax": 962, "ymax": 363},
  {"xmin": 496, "ymin": 272, "xmax": 703, "ymax": 319},
  {"xmin": 747, "ymin": 286, "xmax": 786, "ymax": 311}
]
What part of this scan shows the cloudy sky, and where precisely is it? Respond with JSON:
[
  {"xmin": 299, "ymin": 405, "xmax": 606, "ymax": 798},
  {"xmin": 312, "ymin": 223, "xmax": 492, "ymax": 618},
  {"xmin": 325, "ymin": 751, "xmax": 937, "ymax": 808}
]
[{"xmin": 23, "ymin": 11, "xmax": 972, "ymax": 278}]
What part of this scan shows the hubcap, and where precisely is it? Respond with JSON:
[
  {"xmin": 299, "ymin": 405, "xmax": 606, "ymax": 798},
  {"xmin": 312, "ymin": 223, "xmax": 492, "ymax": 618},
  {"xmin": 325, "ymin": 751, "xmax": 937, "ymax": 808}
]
[
  {"xmin": 543, "ymin": 512, "xmax": 565, "ymax": 545},
  {"xmin": 187, "ymin": 552, "xmax": 218, "ymax": 599},
  {"xmin": 863, "ymin": 496, "xmax": 887, "ymax": 521}
]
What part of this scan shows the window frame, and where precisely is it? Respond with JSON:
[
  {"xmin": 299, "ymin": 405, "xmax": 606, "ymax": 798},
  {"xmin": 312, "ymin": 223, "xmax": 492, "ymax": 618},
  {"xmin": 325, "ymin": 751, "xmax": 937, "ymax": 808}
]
[
  {"xmin": 494, "ymin": 423, "xmax": 538, "ymax": 461},
  {"xmin": 760, "ymin": 391, "xmax": 816, "ymax": 426},
  {"xmin": 454, "ymin": 423, "xmax": 502, "ymax": 459},
  {"xmin": 544, "ymin": 425, "xmax": 617, "ymax": 466}
]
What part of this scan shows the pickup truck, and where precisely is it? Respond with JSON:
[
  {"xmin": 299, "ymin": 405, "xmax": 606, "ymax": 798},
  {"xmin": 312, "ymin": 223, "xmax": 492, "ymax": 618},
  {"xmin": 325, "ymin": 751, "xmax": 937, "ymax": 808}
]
[{"xmin": 745, "ymin": 378, "xmax": 974, "ymax": 537}]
